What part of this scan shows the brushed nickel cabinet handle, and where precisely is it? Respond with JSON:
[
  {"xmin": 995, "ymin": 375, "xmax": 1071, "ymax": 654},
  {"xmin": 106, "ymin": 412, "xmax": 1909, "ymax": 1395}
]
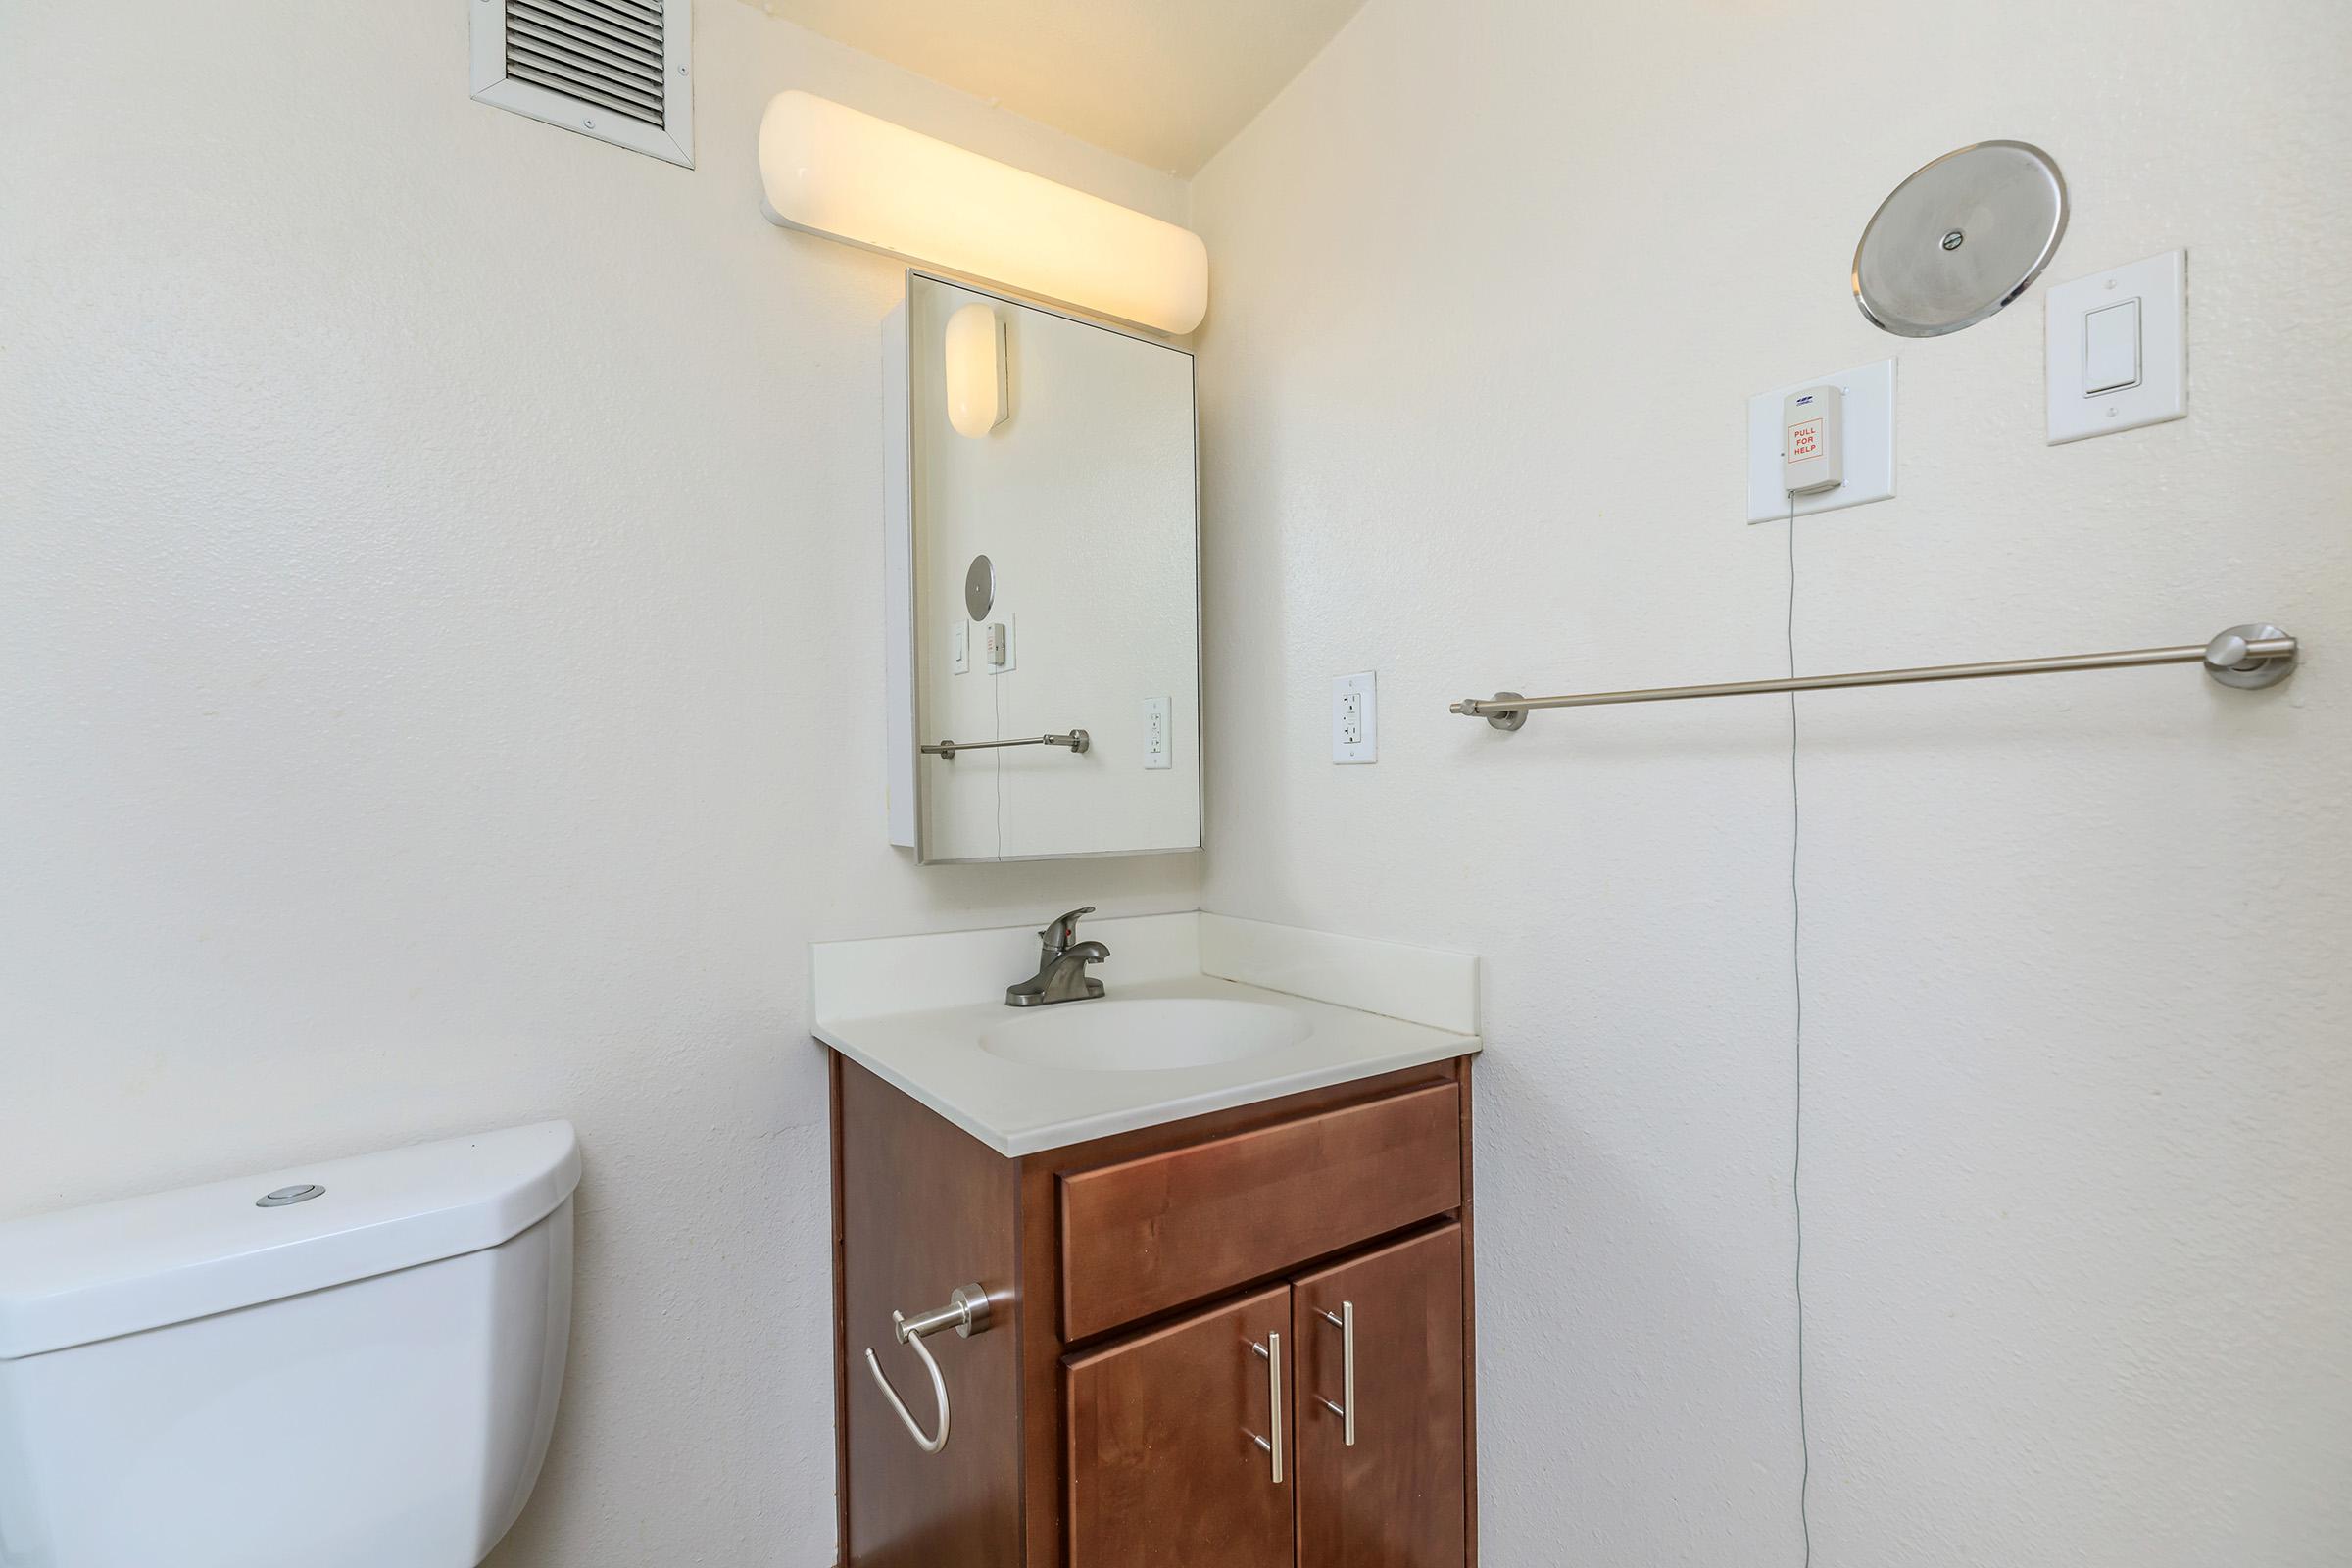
[
  {"xmin": 1316, "ymin": 1302, "xmax": 1357, "ymax": 1446},
  {"xmin": 863, "ymin": 1283, "xmax": 991, "ymax": 1455},
  {"xmin": 1246, "ymin": 1332, "xmax": 1285, "ymax": 1483}
]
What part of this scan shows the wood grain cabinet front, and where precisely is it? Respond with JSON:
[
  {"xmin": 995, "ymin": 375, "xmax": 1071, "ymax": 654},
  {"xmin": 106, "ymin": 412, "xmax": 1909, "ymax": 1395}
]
[
  {"xmin": 830, "ymin": 1054, "xmax": 1479, "ymax": 1568},
  {"xmin": 1295, "ymin": 1225, "xmax": 1468, "ymax": 1568},
  {"xmin": 1064, "ymin": 1286, "xmax": 1296, "ymax": 1568},
  {"xmin": 1058, "ymin": 1082, "xmax": 1463, "ymax": 1342},
  {"xmin": 1063, "ymin": 1224, "xmax": 1468, "ymax": 1568}
]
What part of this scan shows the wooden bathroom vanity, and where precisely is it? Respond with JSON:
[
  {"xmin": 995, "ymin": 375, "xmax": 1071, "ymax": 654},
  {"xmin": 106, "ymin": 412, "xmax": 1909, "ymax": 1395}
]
[{"xmin": 828, "ymin": 1051, "xmax": 1479, "ymax": 1568}]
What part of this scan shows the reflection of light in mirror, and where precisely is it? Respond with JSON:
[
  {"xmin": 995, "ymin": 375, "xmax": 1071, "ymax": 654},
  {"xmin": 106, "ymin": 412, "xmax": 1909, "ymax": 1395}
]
[{"xmin": 945, "ymin": 303, "xmax": 1007, "ymax": 438}]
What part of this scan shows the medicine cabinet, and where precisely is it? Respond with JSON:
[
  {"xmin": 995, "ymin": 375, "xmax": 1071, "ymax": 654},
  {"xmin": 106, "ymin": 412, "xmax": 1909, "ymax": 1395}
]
[{"xmin": 882, "ymin": 271, "xmax": 1202, "ymax": 862}]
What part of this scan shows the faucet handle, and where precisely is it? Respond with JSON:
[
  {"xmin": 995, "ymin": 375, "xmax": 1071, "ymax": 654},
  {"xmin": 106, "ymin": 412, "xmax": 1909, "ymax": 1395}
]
[{"xmin": 1040, "ymin": 906, "xmax": 1096, "ymax": 953}]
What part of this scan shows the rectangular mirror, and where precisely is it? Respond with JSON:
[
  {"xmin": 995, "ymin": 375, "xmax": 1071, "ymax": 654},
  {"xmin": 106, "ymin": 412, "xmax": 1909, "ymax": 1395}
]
[{"xmin": 883, "ymin": 272, "xmax": 1201, "ymax": 863}]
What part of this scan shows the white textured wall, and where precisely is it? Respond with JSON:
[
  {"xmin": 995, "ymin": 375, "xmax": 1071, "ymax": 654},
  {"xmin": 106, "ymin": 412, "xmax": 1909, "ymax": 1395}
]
[
  {"xmin": 1190, "ymin": 1, "xmax": 2351, "ymax": 1563},
  {"xmin": 0, "ymin": 3, "xmax": 1194, "ymax": 1562}
]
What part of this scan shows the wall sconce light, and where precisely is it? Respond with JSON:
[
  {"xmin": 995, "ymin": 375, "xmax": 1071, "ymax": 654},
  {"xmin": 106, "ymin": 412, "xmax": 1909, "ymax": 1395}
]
[
  {"xmin": 945, "ymin": 303, "xmax": 1009, "ymax": 438},
  {"xmin": 758, "ymin": 90, "xmax": 1209, "ymax": 335}
]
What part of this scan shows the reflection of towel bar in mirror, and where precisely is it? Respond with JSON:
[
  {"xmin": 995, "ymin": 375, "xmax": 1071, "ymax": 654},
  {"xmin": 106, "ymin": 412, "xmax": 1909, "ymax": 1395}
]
[{"xmin": 922, "ymin": 730, "xmax": 1091, "ymax": 760}]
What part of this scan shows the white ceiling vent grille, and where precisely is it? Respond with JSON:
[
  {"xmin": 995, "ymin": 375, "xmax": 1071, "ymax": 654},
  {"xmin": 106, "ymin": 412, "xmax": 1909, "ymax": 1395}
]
[{"xmin": 472, "ymin": 0, "xmax": 693, "ymax": 168}]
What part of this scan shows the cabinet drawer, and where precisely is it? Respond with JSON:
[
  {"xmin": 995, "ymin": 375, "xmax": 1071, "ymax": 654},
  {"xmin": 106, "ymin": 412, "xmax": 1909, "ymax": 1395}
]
[{"xmin": 1059, "ymin": 1082, "xmax": 1461, "ymax": 1341}]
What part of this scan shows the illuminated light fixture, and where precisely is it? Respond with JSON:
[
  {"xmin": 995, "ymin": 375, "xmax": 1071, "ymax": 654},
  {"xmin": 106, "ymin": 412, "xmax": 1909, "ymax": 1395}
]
[
  {"xmin": 757, "ymin": 90, "xmax": 1208, "ymax": 335},
  {"xmin": 945, "ymin": 303, "xmax": 1009, "ymax": 438}
]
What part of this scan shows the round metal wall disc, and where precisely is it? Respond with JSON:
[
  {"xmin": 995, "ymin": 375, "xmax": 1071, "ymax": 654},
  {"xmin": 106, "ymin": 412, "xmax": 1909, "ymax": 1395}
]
[
  {"xmin": 1853, "ymin": 140, "xmax": 2067, "ymax": 337},
  {"xmin": 964, "ymin": 554, "xmax": 995, "ymax": 619}
]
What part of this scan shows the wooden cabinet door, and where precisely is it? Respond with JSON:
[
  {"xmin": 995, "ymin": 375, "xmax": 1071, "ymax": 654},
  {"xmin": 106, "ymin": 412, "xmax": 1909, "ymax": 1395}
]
[
  {"xmin": 1294, "ymin": 1225, "xmax": 1466, "ymax": 1568},
  {"xmin": 1065, "ymin": 1284, "xmax": 1296, "ymax": 1568}
]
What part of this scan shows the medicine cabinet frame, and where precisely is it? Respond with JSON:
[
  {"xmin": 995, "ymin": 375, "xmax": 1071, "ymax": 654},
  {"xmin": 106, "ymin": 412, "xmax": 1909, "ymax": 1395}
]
[{"xmin": 881, "ymin": 269, "xmax": 1205, "ymax": 865}]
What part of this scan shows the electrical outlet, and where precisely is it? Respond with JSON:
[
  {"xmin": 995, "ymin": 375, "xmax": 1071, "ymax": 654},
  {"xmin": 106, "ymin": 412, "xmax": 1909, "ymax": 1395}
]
[
  {"xmin": 984, "ymin": 614, "xmax": 1017, "ymax": 673},
  {"xmin": 1332, "ymin": 672, "xmax": 1376, "ymax": 763},
  {"xmin": 1142, "ymin": 696, "xmax": 1171, "ymax": 769}
]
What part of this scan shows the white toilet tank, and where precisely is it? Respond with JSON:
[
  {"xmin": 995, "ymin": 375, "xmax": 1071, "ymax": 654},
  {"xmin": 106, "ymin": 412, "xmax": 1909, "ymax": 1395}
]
[{"xmin": 0, "ymin": 1121, "xmax": 580, "ymax": 1568}]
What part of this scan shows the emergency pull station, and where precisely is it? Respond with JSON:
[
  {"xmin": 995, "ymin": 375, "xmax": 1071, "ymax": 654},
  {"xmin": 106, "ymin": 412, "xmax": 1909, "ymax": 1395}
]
[{"xmin": 1782, "ymin": 384, "xmax": 1844, "ymax": 496}]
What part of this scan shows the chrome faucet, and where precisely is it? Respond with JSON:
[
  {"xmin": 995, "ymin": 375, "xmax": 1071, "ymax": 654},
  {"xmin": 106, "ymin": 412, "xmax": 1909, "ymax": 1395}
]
[{"xmin": 1005, "ymin": 906, "xmax": 1109, "ymax": 1007}]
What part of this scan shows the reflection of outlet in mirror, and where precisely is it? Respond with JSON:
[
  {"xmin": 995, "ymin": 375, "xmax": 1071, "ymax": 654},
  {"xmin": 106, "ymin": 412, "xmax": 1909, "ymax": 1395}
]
[
  {"xmin": 1332, "ymin": 671, "xmax": 1376, "ymax": 764},
  {"xmin": 1142, "ymin": 696, "xmax": 1171, "ymax": 769},
  {"xmin": 951, "ymin": 621, "xmax": 970, "ymax": 674}
]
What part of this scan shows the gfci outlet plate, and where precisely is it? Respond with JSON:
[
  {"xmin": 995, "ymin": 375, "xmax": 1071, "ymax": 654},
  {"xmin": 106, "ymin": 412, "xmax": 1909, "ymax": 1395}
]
[
  {"xmin": 1746, "ymin": 359, "xmax": 1897, "ymax": 523},
  {"xmin": 1332, "ymin": 672, "xmax": 1376, "ymax": 764}
]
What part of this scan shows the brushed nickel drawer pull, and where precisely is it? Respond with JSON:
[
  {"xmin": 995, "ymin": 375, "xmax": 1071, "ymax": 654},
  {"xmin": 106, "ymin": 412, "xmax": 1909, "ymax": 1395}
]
[
  {"xmin": 1245, "ymin": 1333, "xmax": 1285, "ymax": 1483},
  {"xmin": 863, "ymin": 1283, "xmax": 991, "ymax": 1455},
  {"xmin": 1316, "ymin": 1302, "xmax": 1357, "ymax": 1446}
]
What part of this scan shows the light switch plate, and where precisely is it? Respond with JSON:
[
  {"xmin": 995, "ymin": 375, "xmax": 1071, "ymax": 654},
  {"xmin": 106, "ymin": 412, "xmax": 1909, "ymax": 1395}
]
[
  {"xmin": 950, "ymin": 620, "xmax": 970, "ymax": 674},
  {"xmin": 1142, "ymin": 696, "xmax": 1171, "ymax": 769},
  {"xmin": 2046, "ymin": 250, "xmax": 2185, "ymax": 444},
  {"xmin": 1746, "ymin": 359, "xmax": 1896, "ymax": 523},
  {"xmin": 1332, "ymin": 672, "xmax": 1376, "ymax": 764}
]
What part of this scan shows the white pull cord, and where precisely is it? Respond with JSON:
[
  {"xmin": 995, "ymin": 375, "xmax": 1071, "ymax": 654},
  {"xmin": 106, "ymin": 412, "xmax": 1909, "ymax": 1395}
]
[{"xmin": 1787, "ymin": 490, "xmax": 1813, "ymax": 1568}]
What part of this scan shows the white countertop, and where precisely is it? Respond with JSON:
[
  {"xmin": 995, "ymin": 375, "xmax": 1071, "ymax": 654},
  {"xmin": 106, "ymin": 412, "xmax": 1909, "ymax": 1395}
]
[{"xmin": 811, "ymin": 912, "xmax": 1481, "ymax": 1156}]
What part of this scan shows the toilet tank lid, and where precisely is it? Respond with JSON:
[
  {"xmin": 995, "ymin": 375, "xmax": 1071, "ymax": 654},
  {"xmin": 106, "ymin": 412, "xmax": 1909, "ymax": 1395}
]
[{"xmin": 0, "ymin": 1121, "xmax": 580, "ymax": 1361}]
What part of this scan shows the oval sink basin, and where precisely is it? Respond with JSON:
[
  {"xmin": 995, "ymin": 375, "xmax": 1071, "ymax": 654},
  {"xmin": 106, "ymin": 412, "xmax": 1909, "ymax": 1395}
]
[{"xmin": 981, "ymin": 998, "xmax": 1310, "ymax": 1073}]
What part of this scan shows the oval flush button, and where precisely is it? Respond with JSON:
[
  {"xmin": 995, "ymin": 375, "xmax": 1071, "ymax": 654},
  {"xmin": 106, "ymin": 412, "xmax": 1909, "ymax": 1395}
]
[{"xmin": 257, "ymin": 1184, "xmax": 324, "ymax": 1208}]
